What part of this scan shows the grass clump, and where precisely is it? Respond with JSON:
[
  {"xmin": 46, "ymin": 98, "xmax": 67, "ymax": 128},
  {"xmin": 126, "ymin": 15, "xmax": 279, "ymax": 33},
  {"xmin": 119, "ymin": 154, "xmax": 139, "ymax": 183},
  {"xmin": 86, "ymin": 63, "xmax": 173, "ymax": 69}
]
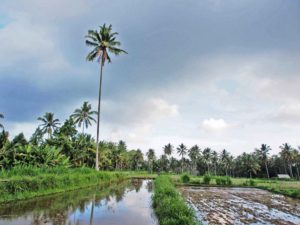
[
  {"xmin": 203, "ymin": 173, "xmax": 211, "ymax": 184},
  {"xmin": 242, "ymin": 179, "xmax": 256, "ymax": 186},
  {"xmin": 181, "ymin": 173, "xmax": 191, "ymax": 183},
  {"xmin": 215, "ymin": 176, "xmax": 232, "ymax": 186},
  {"xmin": 153, "ymin": 175, "xmax": 199, "ymax": 225}
]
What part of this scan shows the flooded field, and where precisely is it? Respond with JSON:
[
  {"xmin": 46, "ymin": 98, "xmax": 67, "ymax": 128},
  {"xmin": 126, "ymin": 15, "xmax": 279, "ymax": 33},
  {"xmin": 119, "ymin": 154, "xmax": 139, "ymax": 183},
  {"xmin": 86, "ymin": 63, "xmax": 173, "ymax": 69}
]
[
  {"xmin": 180, "ymin": 186, "xmax": 300, "ymax": 225},
  {"xmin": 0, "ymin": 179, "xmax": 157, "ymax": 225}
]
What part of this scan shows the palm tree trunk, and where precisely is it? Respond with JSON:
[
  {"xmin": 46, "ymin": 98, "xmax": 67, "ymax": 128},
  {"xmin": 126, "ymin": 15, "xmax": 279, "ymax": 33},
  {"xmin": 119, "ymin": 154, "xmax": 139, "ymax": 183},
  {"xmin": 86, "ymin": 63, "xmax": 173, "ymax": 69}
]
[
  {"xmin": 289, "ymin": 164, "xmax": 293, "ymax": 178},
  {"xmin": 82, "ymin": 125, "xmax": 85, "ymax": 134},
  {"xmin": 181, "ymin": 156, "xmax": 183, "ymax": 173},
  {"xmin": 265, "ymin": 162, "xmax": 270, "ymax": 179},
  {"xmin": 95, "ymin": 62, "xmax": 104, "ymax": 171}
]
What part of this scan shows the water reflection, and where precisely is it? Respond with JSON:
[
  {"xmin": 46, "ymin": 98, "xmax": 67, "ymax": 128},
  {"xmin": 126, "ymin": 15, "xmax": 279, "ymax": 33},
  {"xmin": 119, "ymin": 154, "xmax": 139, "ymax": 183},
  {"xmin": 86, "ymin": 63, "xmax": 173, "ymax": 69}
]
[{"xmin": 0, "ymin": 179, "xmax": 157, "ymax": 225}]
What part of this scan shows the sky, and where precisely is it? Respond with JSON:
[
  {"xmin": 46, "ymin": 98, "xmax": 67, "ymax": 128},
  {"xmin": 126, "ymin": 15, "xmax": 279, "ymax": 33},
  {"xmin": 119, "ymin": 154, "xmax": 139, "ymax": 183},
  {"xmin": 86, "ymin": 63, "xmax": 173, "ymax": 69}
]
[{"xmin": 0, "ymin": 0, "xmax": 300, "ymax": 157}]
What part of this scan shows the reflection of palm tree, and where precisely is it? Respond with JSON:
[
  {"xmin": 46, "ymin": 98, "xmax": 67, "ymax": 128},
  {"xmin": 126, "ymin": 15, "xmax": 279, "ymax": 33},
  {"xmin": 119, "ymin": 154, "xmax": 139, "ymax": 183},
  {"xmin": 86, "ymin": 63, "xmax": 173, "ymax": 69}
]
[
  {"xmin": 89, "ymin": 194, "xmax": 95, "ymax": 225},
  {"xmin": 146, "ymin": 181, "xmax": 153, "ymax": 192}
]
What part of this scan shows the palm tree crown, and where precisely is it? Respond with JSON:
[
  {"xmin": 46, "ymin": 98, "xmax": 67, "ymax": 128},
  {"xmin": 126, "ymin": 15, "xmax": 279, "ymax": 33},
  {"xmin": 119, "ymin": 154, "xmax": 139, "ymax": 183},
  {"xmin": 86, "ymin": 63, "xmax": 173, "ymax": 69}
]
[
  {"xmin": 163, "ymin": 143, "xmax": 173, "ymax": 156},
  {"xmin": 85, "ymin": 24, "xmax": 127, "ymax": 65},
  {"xmin": 38, "ymin": 112, "xmax": 60, "ymax": 138},
  {"xmin": 71, "ymin": 101, "xmax": 97, "ymax": 134},
  {"xmin": 0, "ymin": 113, "xmax": 4, "ymax": 130}
]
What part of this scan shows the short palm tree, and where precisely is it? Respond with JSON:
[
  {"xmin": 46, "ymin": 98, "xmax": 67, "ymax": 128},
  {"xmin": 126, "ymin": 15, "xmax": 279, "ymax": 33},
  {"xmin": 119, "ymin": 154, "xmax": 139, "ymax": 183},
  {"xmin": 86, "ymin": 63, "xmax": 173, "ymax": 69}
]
[
  {"xmin": 146, "ymin": 149, "xmax": 156, "ymax": 173},
  {"xmin": 0, "ymin": 113, "xmax": 4, "ymax": 130},
  {"xmin": 71, "ymin": 101, "xmax": 97, "ymax": 134},
  {"xmin": 38, "ymin": 112, "xmax": 60, "ymax": 139},
  {"xmin": 280, "ymin": 143, "xmax": 294, "ymax": 178},
  {"xmin": 256, "ymin": 144, "xmax": 271, "ymax": 178},
  {"xmin": 177, "ymin": 143, "xmax": 187, "ymax": 173},
  {"xmin": 85, "ymin": 24, "xmax": 127, "ymax": 171}
]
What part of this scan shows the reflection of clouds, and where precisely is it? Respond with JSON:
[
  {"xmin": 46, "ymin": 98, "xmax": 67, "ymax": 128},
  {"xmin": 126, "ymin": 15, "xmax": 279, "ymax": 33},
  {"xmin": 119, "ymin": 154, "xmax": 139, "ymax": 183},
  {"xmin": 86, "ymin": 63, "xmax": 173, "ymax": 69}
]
[{"xmin": 0, "ymin": 180, "xmax": 158, "ymax": 225}]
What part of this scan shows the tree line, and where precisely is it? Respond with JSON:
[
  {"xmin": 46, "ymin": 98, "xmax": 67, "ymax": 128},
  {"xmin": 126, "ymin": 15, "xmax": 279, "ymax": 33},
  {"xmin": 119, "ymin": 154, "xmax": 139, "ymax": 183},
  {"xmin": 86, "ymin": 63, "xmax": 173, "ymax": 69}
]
[{"xmin": 1, "ymin": 108, "xmax": 300, "ymax": 179}]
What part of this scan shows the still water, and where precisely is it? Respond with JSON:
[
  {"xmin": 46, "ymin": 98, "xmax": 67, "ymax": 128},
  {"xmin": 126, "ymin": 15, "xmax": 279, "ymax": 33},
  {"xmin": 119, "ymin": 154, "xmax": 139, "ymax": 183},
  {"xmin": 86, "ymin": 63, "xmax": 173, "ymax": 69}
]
[
  {"xmin": 0, "ymin": 179, "xmax": 157, "ymax": 225},
  {"xmin": 180, "ymin": 186, "xmax": 300, "ymax": 225}
]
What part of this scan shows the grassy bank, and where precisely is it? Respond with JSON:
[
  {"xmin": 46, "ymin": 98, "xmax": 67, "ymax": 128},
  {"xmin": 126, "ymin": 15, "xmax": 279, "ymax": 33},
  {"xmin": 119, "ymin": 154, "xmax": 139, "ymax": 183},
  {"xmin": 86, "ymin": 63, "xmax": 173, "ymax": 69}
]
[
  {"xmin": 0, "ymin": 167, "xmax": 128, "ymax": 203},
  {"xmin": 153, "ymin": 175, "xmax": 199, "ymax": 225},
  {"xmin": 173, "ymin": 174, "xmax": 300, "ymax": 199}
]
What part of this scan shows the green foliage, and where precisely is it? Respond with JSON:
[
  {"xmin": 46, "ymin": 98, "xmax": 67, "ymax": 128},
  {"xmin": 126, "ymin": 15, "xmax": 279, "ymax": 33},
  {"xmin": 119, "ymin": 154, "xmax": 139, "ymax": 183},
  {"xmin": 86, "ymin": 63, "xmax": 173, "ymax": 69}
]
[
  {"xmin": 181, "ymin": 173, "xmax": 190, "ymax": 183},
  {"xmin": 243, "ymin": 179, "xmax": 256, "ymax": 186},
  {"xmin": 0, "ymin": 167, "xmax": 126, "ymax": 203},
  {"xmin": 203, "ymin": 173, "xmax": 211, "ymax": 184},
  {"xmin": 215, "ymin": 176, "xmax": 232, "ymax": 186},
  {"xmin": 153, "ymin": 176, "xmax": 199, "ymax": 225}
]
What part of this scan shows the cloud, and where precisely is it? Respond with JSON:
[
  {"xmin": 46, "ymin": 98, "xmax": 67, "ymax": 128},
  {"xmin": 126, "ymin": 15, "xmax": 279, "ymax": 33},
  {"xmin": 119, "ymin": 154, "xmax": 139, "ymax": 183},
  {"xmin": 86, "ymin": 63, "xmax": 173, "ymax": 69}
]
[{"xmin": 202, "ymin": 118, "xmax": 229, "ymax": 131}]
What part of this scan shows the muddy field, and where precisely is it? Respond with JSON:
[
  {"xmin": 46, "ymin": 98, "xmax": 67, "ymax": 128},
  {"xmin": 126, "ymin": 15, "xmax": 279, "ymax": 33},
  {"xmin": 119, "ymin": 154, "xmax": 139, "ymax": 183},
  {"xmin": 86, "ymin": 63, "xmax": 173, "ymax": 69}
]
[{"xmin": 180, "ymin": 187, "xmax": 300, "ymax": 225}]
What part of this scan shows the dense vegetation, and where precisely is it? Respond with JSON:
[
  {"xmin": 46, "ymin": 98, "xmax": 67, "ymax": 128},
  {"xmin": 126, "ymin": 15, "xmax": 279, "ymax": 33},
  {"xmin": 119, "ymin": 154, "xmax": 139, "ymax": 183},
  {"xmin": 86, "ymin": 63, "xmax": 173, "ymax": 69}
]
[
  {"xmin": 1, "ymin": 111, "xmax": 300, "ymax": 180},
  {"xmin": 0, "ymin": 167, "xmax": 126, "ymax": 203},
  {"xmin": 153, "ymin": 176, "xmax": 199, "ymax": 225}
]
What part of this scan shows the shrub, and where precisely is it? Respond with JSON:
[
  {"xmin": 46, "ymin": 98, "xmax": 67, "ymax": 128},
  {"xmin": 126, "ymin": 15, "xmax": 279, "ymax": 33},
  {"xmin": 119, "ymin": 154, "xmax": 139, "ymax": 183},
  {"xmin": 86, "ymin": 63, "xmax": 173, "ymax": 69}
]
[
  {"xmin": 181, "ymin": 174, "xmax": 190, "ymax": 183},
  {"xmin": 215, "ymin": 177, "xmax": 221, "ymax": 185},
  {"xmin": 203, "ymin": 173, "xmax": 211, "ymax": 184},
  {"xmin": 242, "ymin": 179, "xmax": 256, "ymax": 186}
]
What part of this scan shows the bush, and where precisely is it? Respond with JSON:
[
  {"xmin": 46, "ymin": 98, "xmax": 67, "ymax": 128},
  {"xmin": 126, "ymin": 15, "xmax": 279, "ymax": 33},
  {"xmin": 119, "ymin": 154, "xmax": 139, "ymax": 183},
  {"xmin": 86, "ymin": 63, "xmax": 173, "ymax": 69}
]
[
  {"xmin": 203, "ymin": 173, "xmax": 211, "ymax": 184},
  {"xmin": 181, "ymin": 174, "xmax": 190, "ymax": 183}
]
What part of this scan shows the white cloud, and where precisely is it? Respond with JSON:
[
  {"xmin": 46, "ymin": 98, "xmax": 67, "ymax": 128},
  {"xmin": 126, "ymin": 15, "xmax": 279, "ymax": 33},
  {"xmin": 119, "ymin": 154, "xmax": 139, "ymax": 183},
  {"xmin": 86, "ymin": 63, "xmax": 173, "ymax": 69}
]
[{"xmin": 202, "ymin": 118, "xmax": 229, "ymax": 131}]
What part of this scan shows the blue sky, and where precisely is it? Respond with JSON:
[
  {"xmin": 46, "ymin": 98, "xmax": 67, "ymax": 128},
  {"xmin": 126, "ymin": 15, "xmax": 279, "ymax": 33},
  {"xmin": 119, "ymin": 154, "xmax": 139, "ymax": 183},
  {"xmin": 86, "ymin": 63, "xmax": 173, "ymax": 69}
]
[{"xmin": 0, "ymin": 0, "xmax": 300, "ymax": 156}]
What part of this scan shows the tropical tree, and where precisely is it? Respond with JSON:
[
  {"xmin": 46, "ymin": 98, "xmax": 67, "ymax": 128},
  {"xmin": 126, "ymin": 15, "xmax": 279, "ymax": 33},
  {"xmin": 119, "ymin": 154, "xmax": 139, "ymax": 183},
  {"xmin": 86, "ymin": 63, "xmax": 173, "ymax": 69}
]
[
  {"xmin": 203, "ymin": 147, "xmax": 212, "ymax": 174},
  {"xmin": 221, "ymin": 149, "xmax": 230, "ymax": 176},
  {"xmin": 240, "ymin": 153, "xmax": 260, "ymax": 178},
  {"xmin": 146, "ymin": 149, "xmax": 156, "ymax": 173},
  {"xmin": 38, "ymin": 112, "xmax": 60, "ymax": 139},
  {"xmin": 0, "ymin": 113, "xmax": 4, "ymax": 130},
  {"xmin": 211, "ymin": 150, "xmax": 218, "ymax": 176},
  {"xmin": 177, "ymin": 143, "xmax": 187, "ymax": 173},
  {"xmin": 85, "ymin": 24, "xmax": 127, "ymax": 171},
  {"xmin": 71, "ymin": 101, "xmax": 97, "ymax": 134},
  {"xmin": 280, "ymin": 143, "xmax": 294, "ymax": 178},
  {"xmin": 255, "ymin": 144, "xmax": 271, "ymax": 178},
  {"xmin": 163, "ymin": 143, "xmax": 173, "ymax": 158},
  {"xmin": 188, "ymin": 145, "xmax": 200, "ymax": 175}
]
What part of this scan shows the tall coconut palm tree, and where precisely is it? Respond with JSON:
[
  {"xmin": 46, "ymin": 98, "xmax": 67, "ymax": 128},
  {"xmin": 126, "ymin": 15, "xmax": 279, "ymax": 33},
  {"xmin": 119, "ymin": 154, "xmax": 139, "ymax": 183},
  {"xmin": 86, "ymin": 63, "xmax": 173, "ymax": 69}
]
[
  {"xmin": 0, "ymin": 113, "xmax": 4, "ymax": 130},
  {"xmin": 211, "ymin": 150, "xmax": 218, "ymax": 176},
  {"xmin": 255, "ymin": 144, "xmax": 271, "ymax": 179},
  {"xmin": 37, "ymin": 112, "xmax": 60, "ymax": 139},
  {"xmin": 85, "ymin": 24, "xmax": 127, "ymax": 171},
  {"xmin": 177, "ymin": 143, "xmax": 187, "ymax": 173},
  {"xmin": 71, "ymin": 101, "xmax": 97, "ymax": 134}
]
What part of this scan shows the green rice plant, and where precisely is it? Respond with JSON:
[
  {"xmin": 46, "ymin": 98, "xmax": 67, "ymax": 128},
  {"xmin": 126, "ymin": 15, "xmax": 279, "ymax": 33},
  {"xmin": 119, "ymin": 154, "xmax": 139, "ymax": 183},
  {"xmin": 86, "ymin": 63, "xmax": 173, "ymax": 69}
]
[
  {"xmin": 203, "ymin": 173, "xmax": 211, "ymax": 185},
  {"xmin": 153, "ymin": 176, "xmax": 199, "ymax": 225},
  {"xmin": 181, "ymin": 173, "xmax": 190, "ymax": 183}
]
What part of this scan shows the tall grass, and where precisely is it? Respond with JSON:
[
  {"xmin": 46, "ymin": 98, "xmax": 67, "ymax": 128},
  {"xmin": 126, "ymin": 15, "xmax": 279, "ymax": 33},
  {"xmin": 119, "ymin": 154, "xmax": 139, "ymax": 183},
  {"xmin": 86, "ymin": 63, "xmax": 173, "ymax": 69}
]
[
  {"xmin": 0, "ymin": 166, "xmax": 127, "ymax": 203},
  {"xmin": 153, "ymin": 175, "xmax": 199, "ymax": 225}
]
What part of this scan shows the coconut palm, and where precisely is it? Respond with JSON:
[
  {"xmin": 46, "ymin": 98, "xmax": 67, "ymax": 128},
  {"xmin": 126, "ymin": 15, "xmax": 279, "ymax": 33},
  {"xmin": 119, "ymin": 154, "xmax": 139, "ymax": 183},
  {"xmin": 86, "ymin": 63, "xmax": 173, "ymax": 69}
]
[
  {"xmin": 177, "ymin": 143, "xmax": 187, "ymax": 173},
  {"xmin": 146, "ymin": 149, "xmax": 155, "ymax": 173},
  {"xmin": 211, "ymin": 150, "xmax": 218, "ymax": 176},
  {"xmin": 188, "ymin": 145, "xmax": 200, "ymax": 175},
  {"xmin": 0, "ymin": 113, "xmax": 4, "ymax": 130},
  {"xmin": 71, "ymin": 101, "xmax": 97, "ymax": 134},
  {"xmin": 280, "ymin": 143, "xmax": 294, "ymax": 178},
  {"xmin": 163, "ymin": 143, "xmax": 173, "ymax": 158},
  {"xmin": 85, "ymin": 24, "xmax": 127, "ymax": 171},
  {"xmin": 203, "ymin": 147, "xmax": 212, "ymax": 174},
  {"xmin": 37, "ymin": 112, "xmax": 60, "ymax": 139},
  {"xmin": 255, "ymin": 144, "xmax": 271, "ymax": 178}
]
